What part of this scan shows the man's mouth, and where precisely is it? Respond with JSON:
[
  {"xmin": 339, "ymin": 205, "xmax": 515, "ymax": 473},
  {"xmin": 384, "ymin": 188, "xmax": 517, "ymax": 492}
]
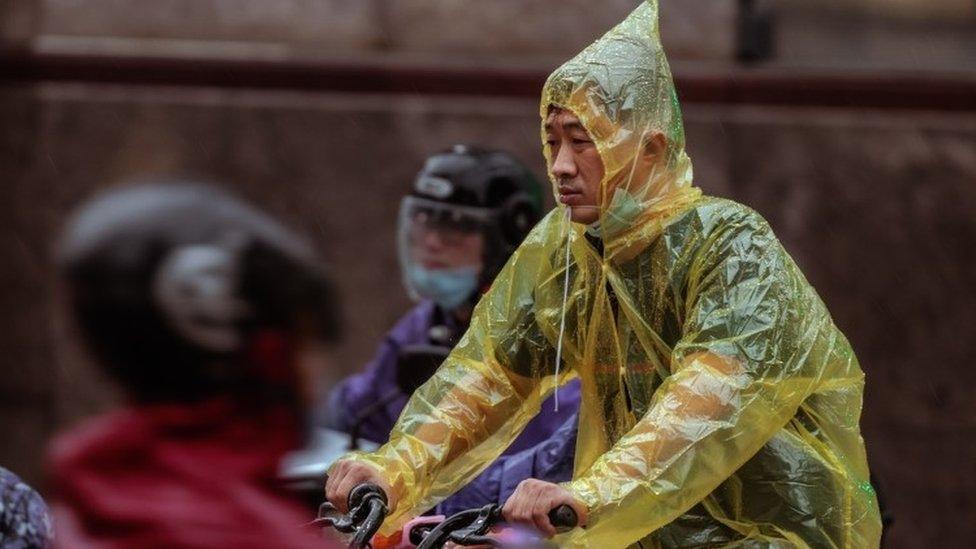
[{"xmin": 558, "ymin": 187, "xmax": 583, "ymax": 205}]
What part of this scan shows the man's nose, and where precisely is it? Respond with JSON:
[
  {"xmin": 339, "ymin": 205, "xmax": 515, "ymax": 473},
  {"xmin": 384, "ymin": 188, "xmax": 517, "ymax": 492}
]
[
  {"xmin": 420, "ymin": 229, "xmax": 446, "ymax": 250},
  {"xmin": 551, "ymin": 144, "xmax": 578, "ymax": 180}
]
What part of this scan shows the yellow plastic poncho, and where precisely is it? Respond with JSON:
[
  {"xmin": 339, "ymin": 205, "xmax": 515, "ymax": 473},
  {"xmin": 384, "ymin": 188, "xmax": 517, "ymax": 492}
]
[{"xmin": 346, "ymin": 2, "xmax": 882, "ymax": 547}]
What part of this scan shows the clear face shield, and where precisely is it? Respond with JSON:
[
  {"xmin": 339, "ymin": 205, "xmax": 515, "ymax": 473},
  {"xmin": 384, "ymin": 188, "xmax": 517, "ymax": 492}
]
[{"xmin": 397, "ymin": 196, "xmax": 493, "ymax": 311}]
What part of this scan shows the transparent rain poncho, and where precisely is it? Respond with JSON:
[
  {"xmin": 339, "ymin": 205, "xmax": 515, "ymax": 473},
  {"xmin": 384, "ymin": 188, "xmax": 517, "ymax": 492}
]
[{"xmin": 344, "ymin": 2, "xmax": 882, "ymax": 547}]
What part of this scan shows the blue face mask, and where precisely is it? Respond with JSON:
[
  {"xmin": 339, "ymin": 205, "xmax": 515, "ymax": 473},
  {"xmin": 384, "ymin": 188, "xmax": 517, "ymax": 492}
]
[{"xmin": 407, "ymin": 265, "xmax": 480, "ymax": 311}]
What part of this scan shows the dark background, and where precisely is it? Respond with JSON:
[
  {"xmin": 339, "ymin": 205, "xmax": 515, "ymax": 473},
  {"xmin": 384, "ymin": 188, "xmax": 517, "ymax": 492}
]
[{"xmin": 2, "ymin": 1, "xmax": 975, "ymax": 547}]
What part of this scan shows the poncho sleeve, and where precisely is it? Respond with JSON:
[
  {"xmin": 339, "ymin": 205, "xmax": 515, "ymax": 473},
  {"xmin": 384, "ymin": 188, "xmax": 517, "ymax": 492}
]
[{"xmin": 342, "ymin": 213, "xmax": 575, "ymax": 533}]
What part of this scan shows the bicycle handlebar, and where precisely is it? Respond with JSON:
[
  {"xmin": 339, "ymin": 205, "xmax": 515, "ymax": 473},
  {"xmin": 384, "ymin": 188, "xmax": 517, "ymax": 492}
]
[
  {"xmin": 315, "ymin": 479, "xmax": 577, "ymax": 548},
  {"xmin": 348, "ymin": 482, "xmax": 388, "ymax": 511},
  {"xmin": 548, "ymin": 504, "xmax": 579, "ymax": 533},
  {"xmin": 313, "ymin": 480, "xmax": 389, "ymax": 549},
  {"xmin": 346, "ymin": 483, "xmax": 388, "ymax": 549},
  {"xmin": 414, "ymin": 502, "xmax": 580, "ymax": 549}
]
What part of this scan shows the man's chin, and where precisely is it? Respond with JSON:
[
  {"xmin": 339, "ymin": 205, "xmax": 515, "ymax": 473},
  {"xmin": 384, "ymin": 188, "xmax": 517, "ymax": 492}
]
[{"xmin": 568, "ymin": 206, "xmax": 600, "ymax": 225}]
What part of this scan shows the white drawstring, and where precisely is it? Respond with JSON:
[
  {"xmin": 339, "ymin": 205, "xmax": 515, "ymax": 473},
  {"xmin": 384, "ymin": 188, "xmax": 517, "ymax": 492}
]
[{"xmin": 553, "ymin": 206, "xmax": 573, "ymax": 412}]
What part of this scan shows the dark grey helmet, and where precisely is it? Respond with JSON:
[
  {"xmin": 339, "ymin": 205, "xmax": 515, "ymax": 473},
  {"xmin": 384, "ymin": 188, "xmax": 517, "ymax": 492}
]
[{"xmin": 57, "ymin": 182, "xmax": 340, "ymax": 402}]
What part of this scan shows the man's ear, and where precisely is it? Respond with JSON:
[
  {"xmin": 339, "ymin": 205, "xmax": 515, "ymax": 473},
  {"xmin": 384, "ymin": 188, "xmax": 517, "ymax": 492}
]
[{"xmin": 641, "ymin": 131, "xmax": 667, "ymax": 165}]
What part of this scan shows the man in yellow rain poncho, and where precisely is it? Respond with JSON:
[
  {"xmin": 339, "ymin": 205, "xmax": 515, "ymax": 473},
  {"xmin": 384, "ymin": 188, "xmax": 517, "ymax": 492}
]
[{"xmin": 327, "ymin": 2, "xmax": 882, "ymax": 547}]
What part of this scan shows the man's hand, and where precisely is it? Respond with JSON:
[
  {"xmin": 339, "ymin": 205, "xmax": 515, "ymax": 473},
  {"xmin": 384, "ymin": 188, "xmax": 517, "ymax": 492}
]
[
  {"xmin": 501, "ymin": 479, "xmax": 587, "ymax": 538},
  {"xmin": 325, "ymin": 459, "xmax": 395, "ymax": 514}
]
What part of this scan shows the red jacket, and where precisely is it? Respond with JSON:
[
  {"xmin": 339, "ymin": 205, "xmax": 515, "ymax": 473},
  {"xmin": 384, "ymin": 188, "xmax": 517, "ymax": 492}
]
[{"xmin": 50, "ymin": 398, "xmax": 332, "ymax": 548}]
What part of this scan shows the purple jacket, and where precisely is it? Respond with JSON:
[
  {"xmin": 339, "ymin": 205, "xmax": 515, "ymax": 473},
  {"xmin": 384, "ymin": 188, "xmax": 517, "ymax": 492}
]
[
  {"xmin": 434, "ymin": 411, "xmax": 578, "ymax": 516},
  {"xmin": 326, "ymin": 300, "xmax": 580, "ymax": 511}
]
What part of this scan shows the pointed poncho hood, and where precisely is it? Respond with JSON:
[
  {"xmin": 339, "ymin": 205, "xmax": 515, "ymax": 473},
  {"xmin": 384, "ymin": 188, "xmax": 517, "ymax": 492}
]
[{"xmin": 541, "ymin": 0, "xmax": 700, "ymax": 258}]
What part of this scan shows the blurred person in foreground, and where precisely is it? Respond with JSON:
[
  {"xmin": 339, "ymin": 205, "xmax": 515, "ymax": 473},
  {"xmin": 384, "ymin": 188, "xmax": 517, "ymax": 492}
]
[
  {"xmin": 324, "ymin": 146, "xmax": 581, "ymax": 515},
  {"xmin": 49, "ymin": 183, "xmax": 339, "ymax": 548},
  {"xmin": 1, "ymin": 467, "xmax": 53, "ymax": 548},
  {"xmin": 326, "ymin": 1, "xmax": 882, "ymax": 547}
]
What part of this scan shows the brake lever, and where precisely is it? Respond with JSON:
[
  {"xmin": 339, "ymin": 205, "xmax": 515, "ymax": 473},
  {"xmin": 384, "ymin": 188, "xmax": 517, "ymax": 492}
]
[
  {"xmin": 445, "ymin": 504, "xmax": 502, "ymax": 546},
  {"xmin": 308, "ymin": 501, "xmax": 358, "ymax": 533},
  {"xmin": 448, "ymin": 534, "xmax": 503, "ymax": 547},
  {"xmin": 309, "ymin": 483, "xmax": 389, "ymax": 541},
  {"xmin": 415, "ymin": 506, "xmax": 489, "ymax": 549}
]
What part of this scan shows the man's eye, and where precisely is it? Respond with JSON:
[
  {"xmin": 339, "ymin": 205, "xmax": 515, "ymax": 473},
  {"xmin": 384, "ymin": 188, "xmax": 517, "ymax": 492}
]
[
  {"xmin": 573, "ymin": 138, "xmax": 592, "ymax": 146},
  {"xmin": 545, "ymin": 139, "xmax": 557, "ymax": 146}
]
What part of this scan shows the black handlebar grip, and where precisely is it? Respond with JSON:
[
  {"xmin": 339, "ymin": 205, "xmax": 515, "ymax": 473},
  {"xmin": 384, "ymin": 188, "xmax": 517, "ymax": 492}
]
[
  {"xmin": 348, "ymin": 483, "xmax": 388, "ymax": 510},
  {"xmin": 548, "ymin": 504, "xmax": 579, "ymax": 533}
]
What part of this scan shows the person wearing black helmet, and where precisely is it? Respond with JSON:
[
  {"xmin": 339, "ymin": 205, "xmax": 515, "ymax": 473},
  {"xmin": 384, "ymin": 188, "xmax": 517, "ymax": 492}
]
[
  {"xmin": 48, "ymin": 182, "xmax": 339, "ymax": 548},
  {"xmin": 324, "ymin": 146, "xmax": 581, "ymax": 515},
  {"xmin": 399, "ymin": 144, "xmax": 544, "ymax": 314}
]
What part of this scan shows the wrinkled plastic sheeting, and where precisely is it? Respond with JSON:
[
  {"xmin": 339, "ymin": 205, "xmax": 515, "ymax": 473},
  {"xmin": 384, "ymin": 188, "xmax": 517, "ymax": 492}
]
[{"xmin": 345, "ymin": 2, "xmax": 882, "ymax": 547}]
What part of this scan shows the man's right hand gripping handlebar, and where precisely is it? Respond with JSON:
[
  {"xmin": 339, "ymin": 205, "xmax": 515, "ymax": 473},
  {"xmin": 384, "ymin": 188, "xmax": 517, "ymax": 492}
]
[
  {"xmin": 326, "ymin": 459, "xmax": 396, "ymax": 515},
  {"xmin": 501, "ymin": 478, "xmax": 588, "ymax": 538}
]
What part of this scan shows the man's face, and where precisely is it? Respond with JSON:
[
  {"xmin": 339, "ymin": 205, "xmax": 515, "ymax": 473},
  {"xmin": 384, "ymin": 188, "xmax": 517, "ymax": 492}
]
[{"xmin": 545, "ymin": 108, "xmax": 605, "ymax": 225}]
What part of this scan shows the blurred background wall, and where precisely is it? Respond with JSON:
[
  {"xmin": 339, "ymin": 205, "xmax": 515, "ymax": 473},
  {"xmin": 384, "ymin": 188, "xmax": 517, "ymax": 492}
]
[{"xmin": 2, "ymin": 1, "xmax": 974, "ymax": 546}]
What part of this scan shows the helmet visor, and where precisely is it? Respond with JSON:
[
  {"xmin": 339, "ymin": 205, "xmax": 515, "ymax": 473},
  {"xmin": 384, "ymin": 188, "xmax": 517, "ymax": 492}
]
[{"xmin": 398, "ymin": 196, "xmax": 492, "ymax": 304}]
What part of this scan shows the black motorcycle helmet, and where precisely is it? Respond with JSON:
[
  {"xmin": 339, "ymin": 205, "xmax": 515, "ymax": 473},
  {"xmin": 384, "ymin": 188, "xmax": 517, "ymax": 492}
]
[
  {"xmin": 399, "ymin": 145, "xmax": 545, "ymax": 303},
  {"xmin": 57, "ymin": 182, "xmax": 340, "ymax": 404}
]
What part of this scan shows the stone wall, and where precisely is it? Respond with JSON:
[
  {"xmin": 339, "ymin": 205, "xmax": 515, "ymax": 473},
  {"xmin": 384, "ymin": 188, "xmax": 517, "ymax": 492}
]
[
  {"xmin": 36, "ymin": 0, "xmax": 734, "ymax": 61},
  {"xmin": 31, "ymin": 0, "xmax": 976, "ymax": 71},
  {"xmin": 773, "ymin": 1, "xmax": 976, "ymax": 72}
]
